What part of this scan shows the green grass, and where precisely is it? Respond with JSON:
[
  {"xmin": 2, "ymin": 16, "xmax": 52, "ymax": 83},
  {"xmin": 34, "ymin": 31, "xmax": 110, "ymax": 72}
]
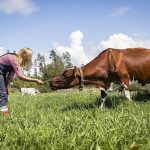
[{"xmin": 0, "ymin": 91, "xmax": 150, "ymax": 150}]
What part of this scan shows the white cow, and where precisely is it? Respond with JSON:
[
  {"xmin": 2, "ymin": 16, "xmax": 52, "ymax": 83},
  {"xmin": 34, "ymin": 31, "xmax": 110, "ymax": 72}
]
[{"xmin": 21, "ymin": 88, "xmax": 40, "ymax": 96}]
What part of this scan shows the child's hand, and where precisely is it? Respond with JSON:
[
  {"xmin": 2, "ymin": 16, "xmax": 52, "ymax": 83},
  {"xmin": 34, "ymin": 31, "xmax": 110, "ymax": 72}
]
[{"xmin": 36, "ymin": 79, "xmax": 44, "ymax": 85}]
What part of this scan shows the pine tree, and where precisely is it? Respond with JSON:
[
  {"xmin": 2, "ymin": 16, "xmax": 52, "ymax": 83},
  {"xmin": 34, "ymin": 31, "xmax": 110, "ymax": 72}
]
[
  {"xmin": 37, "ymin": 53, "xmax": 46, "ymax": 79},
  {"xmin": 62, "ymin": 51, "xmax": 72, "ymax": 68}
]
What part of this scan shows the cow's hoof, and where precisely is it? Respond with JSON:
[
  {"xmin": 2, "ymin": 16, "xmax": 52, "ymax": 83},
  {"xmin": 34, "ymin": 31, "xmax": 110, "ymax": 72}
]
[{"xmin": 99, "ymin": 105, "xmax": 106, "ymax": 111}]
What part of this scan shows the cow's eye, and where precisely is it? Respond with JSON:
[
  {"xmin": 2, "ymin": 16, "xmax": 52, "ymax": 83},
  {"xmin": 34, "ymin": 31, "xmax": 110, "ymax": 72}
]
[
  {"xmin": 62, "ymin": 70, "xmax": 73, "ymax": 77},
  {"xmin": 63, "ymin": 73, "xmax": 70, "ymax": 77}
]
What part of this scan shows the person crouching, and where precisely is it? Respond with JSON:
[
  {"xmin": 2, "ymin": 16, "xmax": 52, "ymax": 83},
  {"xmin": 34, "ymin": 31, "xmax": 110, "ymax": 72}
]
[{"xmin": 0, "ymin": 48, "xmax": 43, "ymax": 116}]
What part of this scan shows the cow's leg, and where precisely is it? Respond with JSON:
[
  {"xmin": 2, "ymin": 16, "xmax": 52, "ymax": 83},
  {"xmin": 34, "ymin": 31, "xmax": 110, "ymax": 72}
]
[
  {"xmin": 123, "ymin": 87, "xmax": 131, "ymax": 100},
  {"xmin": 120, "ymin": 78, "xmax": 132, "ymax": 101},
  {"xmin": 100, "ymin": 89, "xmax": 108, "ymax": 108},
  {"xmin": 116, "ymin": 62, "xmax": 132, "ymax": 101}
]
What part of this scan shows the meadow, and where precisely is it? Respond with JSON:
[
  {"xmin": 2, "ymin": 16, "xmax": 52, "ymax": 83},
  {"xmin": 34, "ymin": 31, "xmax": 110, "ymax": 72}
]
[{"xmin": 0, "ymin": 90, "xmax": 150, "ymax": 150}]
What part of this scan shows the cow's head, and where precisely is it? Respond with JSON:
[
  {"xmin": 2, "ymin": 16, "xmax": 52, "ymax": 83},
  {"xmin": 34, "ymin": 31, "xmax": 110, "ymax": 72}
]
[{"xmin": 49, "ymin": 67, "xmax": 82, "ymax": 90}]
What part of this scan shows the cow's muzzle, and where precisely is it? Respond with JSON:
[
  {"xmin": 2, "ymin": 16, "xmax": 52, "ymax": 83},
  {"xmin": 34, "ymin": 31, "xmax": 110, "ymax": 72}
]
[
  {"xmin": 49, "ymin": 80, "xmax": 59, "ymax": 90},
  {"xmin": 49, "ymin": 80, "xmax": 55, "ymax": 90}
]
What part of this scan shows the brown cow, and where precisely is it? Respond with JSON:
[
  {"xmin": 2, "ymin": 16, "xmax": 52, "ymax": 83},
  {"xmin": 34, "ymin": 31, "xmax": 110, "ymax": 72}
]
[{"xmin": 50, "ymin": 48, "xmax": 150, "ymax": 107}]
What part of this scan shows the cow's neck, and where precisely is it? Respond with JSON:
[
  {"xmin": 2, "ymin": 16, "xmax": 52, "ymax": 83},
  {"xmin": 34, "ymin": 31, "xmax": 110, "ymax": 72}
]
[
  {"xmin": 80, "ymin": 50, "xmax": 110, "ymax": 83},
  {"xmin": 81, "ymin": 63, "xmax": 104, "ymax": 80}
]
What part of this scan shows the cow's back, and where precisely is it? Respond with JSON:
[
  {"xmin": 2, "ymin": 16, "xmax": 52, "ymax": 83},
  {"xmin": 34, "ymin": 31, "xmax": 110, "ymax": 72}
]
[{"xmin": 111, "ymin": 48, "xmax": 150, "ymax": 85}]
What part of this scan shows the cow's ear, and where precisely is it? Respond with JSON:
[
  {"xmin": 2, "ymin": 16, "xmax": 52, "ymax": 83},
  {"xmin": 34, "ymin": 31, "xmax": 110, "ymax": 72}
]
[{"xmin": 73, "ymin": 66, "xmax": 80, "ymax": 77}]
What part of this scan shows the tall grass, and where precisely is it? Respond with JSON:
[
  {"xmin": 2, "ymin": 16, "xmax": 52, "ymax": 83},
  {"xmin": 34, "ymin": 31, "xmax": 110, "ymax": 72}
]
[{"xmin": 0, "ymin": 91, "xmax": 150, "ymax": 150}]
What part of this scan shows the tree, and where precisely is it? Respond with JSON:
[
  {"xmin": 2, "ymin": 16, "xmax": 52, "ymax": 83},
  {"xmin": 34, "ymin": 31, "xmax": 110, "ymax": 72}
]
[
  {"xmin": 37, "ymin": 53, "xmax": 46, "ymax": 79},
  {"xmin": 49, "ymin": 50, "xmax": 57, "ymax": 63},
  {"xmin": 49, "ymin": 50, "xmax": 64, "ymax": 70},
  {"xmin": 62, "ymin": 51, "xmax": 72, "ymax": 68},
  {"xmin": 33, "ymin": 59, "xmax": 38, "ymax": 78},
  {"xmin": 49, "ymin": 49, "xmax": 64, "ymax": 77}
]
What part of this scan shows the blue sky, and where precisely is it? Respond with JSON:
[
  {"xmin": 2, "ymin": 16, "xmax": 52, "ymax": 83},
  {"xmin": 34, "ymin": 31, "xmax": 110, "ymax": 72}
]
[{"xmin": 0, "ymin": 0, "xmax": 150, "ymax": 66}]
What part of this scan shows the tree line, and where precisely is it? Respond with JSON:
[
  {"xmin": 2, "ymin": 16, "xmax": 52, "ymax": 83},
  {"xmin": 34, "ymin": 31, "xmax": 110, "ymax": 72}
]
[{"xmin": 12, "ymin": 49, "xmax": 73, "ymax": 92}]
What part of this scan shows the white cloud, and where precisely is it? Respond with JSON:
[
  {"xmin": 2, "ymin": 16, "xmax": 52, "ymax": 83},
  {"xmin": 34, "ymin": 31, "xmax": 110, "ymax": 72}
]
[
  {"xmin": 99, "ymin": 33, "xmax": 150, "ymax": 50},
  {"xmin": 0, "ymin": 47, "xmax": 6, "ymax": 55},
  {"xmin": 109, "ymin": 6, "xmax": 131, "ymax": 18},
  {"xmin": 54, "ymin": 30, "xmax": 89, "ymax": 67},
  {"xmin": 53, "ymin": 32, "xmax": 150, "ymax": 67},
  {"xmin": 0, "ymin": 0, "xmax": 38, "ymax": 15}
]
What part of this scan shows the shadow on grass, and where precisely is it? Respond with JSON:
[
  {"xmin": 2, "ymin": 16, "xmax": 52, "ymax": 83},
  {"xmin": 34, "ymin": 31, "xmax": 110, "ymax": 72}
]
[
  {"xmin": 61, "ymin": 91, "xmax": 150, "ymax": 112},
  {"xmin": 61, "ymin": 101, "xmax": 97, "ymax": 112},
  {"xmin": 61, "ymin": 93, "xmax": 124, "ymax": 112},
  {"xmin": 132, "ymin": 91, "xmax": 150, "ymax": 102}
]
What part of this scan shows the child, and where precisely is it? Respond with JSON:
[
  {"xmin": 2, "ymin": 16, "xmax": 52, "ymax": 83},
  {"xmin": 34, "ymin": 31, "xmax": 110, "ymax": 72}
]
[{"xmin": 0, "ymin": 48, "xmax": 43, "ymax": 116}]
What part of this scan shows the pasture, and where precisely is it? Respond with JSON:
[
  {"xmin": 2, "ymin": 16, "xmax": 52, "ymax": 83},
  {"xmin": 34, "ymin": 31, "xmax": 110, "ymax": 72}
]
[{"xmin": 0, "ymin": 90, "xmax": 150, "ymax": 150}]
